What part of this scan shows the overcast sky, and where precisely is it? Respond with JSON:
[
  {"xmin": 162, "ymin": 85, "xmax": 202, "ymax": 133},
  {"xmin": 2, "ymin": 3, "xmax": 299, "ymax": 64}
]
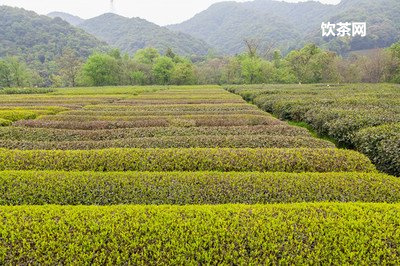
[{"xmin": 0, "ymin": 0, "xmax": 341, "ymax": 26}]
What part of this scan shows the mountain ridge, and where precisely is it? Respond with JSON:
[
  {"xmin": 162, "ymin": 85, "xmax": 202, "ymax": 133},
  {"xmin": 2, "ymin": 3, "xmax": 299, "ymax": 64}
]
[{"xmin": 168, "ymin": 0, "xmax": 400, "ymax": 55}]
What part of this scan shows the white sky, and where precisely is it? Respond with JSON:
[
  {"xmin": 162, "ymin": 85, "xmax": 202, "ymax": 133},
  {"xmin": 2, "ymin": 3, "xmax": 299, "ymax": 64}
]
[{"xmin": 0, "ymin": 0, "xmax": 341, "ymax": 26}]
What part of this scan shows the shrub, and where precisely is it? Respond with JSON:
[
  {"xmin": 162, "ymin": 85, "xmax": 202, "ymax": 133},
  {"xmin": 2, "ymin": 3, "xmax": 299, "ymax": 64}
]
[
  {"xmin": 0, "ymin": 148, "xmax": 376, "ymax": 172},
  {"xmin": 0, "ymin": 110, "xmax": 37, "ymax": 122},
  {"xmin": 14, "ymin": 115, "xmax": 282, "ymax": 129},
  {"xmin": 355, "ymin": 123, "xmax": 400, "ymax": 176},
  {"xmin": 0, "ymin": 135, "xmax": 334, "ymax": 150},
  {"xmin": 0, "ymin": 87, "xmax": 55, "ymax": 94},
  {"xmin": 0, "ymin": 171, "xmax": 398, "ymax": 205},
  {"xmin": 0, "ymin": 119, "xmax": 11, "ymax": 127},
  {"xmin": 0, "ymin": 125, "xmax": 311, "ymax": 141},
  {"xmin": 0, "ymin": 203, "xmax": 400, "ymax": 264}
]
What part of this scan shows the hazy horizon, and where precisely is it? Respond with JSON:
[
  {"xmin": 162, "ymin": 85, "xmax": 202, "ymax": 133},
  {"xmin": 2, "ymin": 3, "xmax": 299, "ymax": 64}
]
[{"xmin": 0, "ymin": 0, "xmax": 341, "ymax": 26}]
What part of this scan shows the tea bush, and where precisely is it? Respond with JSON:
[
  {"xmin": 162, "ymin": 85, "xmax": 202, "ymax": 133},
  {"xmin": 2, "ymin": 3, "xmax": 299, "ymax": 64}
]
[
  {"xmin": 0, "ymin": 135, "xmax": 334, "ymax": 150},
  {"xmin": 0, "ymin": 203, "xmax": 399, "ymax": 264},
  {"xmin": 0, "ymin": 171, "xmax": 398, "ymax": 205},
  {"xmin": 0, "ymin": 148, "xmax": 376, "ymax": 172}
]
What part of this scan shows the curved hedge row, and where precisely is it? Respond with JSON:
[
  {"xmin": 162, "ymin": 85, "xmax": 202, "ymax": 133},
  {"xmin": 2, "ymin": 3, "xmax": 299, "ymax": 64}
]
[
  {"xmin": 0, "ymin": 148, "xmax": 376, "ymax": 172},
  {"xmin": 0, "ymin": 171, "xmax": 398, "ymax": 205},
  {"xmin": 0, "ymin": 125, "xmax": 310, "ymax": 141},
  {"xmin": 0, "ymin": 135, "xmax": 334, "ymax": 150},
  {"xmin": 1, "ymin": 203, "xmax": 400, "ymax": 264},
  {"xmin": 355, "ymin": 123, "xmax": 400, "ymax": 176}
]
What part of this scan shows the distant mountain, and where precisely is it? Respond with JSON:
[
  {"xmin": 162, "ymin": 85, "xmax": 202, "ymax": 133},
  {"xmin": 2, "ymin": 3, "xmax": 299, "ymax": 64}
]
[
  {"xmin": 168, "ymin": 0, "xmax": 400, "ymax": 55},
  {"xmin": 47, "ymin": 11, "xmax": 84, "ymax": 26},
  {"xmin": 0, "ymin": 6, "xmax": 106, "ymax": 64},
  {"xmin": 78, "ymin": 13, "xmax": 214, "ymax": 56}
]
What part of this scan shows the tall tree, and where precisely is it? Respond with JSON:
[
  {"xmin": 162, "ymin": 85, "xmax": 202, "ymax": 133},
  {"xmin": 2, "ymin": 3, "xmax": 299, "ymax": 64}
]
[
  {"xmin": 0, "ymin": 60, "xmax": 12, "ymax": 87},
  {"xmin": 6, "ymin": 57, "xmax": 31, "ymax": 87},
  {"xmin": 56, "ymin": 49, "xmax": 83, "ymax": 87},
  {"xmin": 153, "ymin": 56, "xmax": 174, "ymax": 85},
  {"xmin": 81, "ymin": 53, "xmax": 120, "ymax": 86}
]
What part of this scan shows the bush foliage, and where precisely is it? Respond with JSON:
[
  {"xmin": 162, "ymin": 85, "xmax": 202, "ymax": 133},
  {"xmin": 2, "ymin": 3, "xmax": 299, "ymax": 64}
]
[
  {"xmin": 1, "ymin": 203, "xmax": 400, "ymax": 264},
  {"xmin": 0, "ymin": 171, "xmax": 398, "ymax": 205},
  {"xmin": 0, "ymin": 148, "xmax": 376, "ymax": 172},
  {"xmin": 226, "ymin": 84, "xmax": 400, "ymax": 175}
]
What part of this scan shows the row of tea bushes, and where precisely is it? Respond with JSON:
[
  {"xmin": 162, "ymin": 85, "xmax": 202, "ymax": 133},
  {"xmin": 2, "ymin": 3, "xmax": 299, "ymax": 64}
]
[
  {"xmin": 83, "ymin": 103, "xmax": 259, "ymax": 112},
  {"xmin": 0, "ymin": 171, "xmax": 398, "ymax": 205},
  {"xmin": 114, "ymin": 98, "xmax": 245, "ymax": 105},
  {"xmin": 0, "ymin": 135, "xmax": 334, "ymax": 150},
  {"xmin": 0, "ymin": 108, "xmax": 68, "ymax": 126},
  {"xmin": 15, "ymin": 115, "xmax": 283, "ymax": 130},
  {"xmin": 61, "ymin": 109, "xmax": 266, "ymax": 117},
  {"xmin": 0, "ymin": 148, "xmax": 376, "ymax": 172},
  {"xmin": 0, "ymin": 203, "xmax": 399, "ymax": 265},
  {"xmin": 355, "ymin": 123, "xmax": 400, "ymax": 176},
  {"xmin": 0, "ymin": 125, "xmax": 311, "ymax": 141},
  {"xmin": 38, "ymin": 114, "xmax": 277, "ymax": 122}
]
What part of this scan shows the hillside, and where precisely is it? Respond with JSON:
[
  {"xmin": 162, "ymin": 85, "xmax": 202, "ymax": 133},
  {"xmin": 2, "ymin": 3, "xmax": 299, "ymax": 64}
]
[
  {"xmin": 168, "ymin": 0, "xmax": 400, "ymax": 55},
  {"xmin": 78, "ymin": 13, "xmax": 213, "ymax": 56},
  {"xmin": 47, "ymin": 11, "xmax": 84, "ymax": 26},
  {"xmin": 0, "ymin": 6, "xmax": 106, "ymax": 66}
]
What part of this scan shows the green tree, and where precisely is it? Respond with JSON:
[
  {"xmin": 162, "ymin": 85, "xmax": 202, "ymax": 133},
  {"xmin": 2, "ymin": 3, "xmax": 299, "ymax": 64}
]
[
  {"xmin": 81, "ymin": 53, "xmax": 120, "ymax": 86},
  {"xmin": 153, "ymin": 56, "xmax": 174, "ymax": 85},
  {"xmin": 241, "ymin": 56, "xmax": 263, "ymax": 84},
  {"xmin": 0, "ymin": 60, "xmax": 12, "ymax": 87},
  {"xmin": 56, "ymin": 49, "xmax": 83, "ymax": 87},
  {"xmin": 389, "ymin": 42, "xmax": 400, "ymax": 83},
  {"xmin": 285, "ymin": 44, "xmax": 338, "ymax": 83},
  {"xmin": 134, "ymin": 48, "xmax": 160, "ymax": 65},
  {"xmin": 6, "ymin": 57, "xmax": 32, "ymax": 87},
  {"xmin": 165, "ymin": 48, "xmax": 176, "ymax": 60},
  {"xmin": 131, "ymin": 71, "xmax": 146, "ymax": 85},
  {"xmin": 171, "ymin": 61, "xmax": 196, "ymax": 85}
]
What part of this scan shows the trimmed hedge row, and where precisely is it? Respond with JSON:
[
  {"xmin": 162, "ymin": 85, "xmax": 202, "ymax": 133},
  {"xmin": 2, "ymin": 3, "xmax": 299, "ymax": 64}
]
[
  {"xmin": 0, "ymin": 171, "xmax": 399, "ymax": 205},
  {"xmin": 0, "ymin": 135, "xmax": 334, "ymax": 150},
  {"xmin": 15, "ymin": 115, "xmax": 282, "ymax": 129},
  {"xmin": 0, "ymin": 148, "xmax": 376, "ymax": 172},
  {"xmin": 0, "ymin": 110, "xmax": 37, "ymax": 122},
  {"xmin": 39, "ymin": 114, "xmax": 276, "ymax": 122},
  {"xmin": 84, "ymin": 103, "xmax": 258, "ymax": 112},
  {"xmin": 355, "ymin": 123, "xmax": 400, "ymax": 176},
  {"xmin": 0, "ymin": 125, "xmax": 311, "ymax": 141},
  {"xmin": 62, "ymin": 109, "xmax": 266, "ymax": 117},
  {"xmin": 0, "ymin": 87, "xmax": 55, "ymax": 94},
  {"xmin": 115, "ymin": 99, "xmax": 245, "ymax": 105},
  {"xmin": 1, "ymin": 203, "xmax": 400, "ymax": 264}
]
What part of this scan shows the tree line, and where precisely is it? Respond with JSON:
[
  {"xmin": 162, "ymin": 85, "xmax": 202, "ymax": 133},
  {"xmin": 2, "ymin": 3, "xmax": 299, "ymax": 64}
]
[{"xmin": 1, "ymin": 42, "xmax": 400, "ymax": 88}]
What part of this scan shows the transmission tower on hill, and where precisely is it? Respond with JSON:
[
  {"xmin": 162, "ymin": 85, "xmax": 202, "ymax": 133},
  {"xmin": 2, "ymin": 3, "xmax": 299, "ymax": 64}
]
[{"xmin": 110, "ymin": 0, "xmax": 115, "ymax": 13}]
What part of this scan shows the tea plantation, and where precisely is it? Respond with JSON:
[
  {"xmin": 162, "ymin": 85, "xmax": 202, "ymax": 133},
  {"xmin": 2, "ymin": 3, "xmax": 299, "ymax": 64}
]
[
  {"xmin": 226, "ymin": 84, "xmax": 400, "ymax": 176},
  {"xmin": 0, "ymin": 85, "xmax": 400, "ymax": 264}
]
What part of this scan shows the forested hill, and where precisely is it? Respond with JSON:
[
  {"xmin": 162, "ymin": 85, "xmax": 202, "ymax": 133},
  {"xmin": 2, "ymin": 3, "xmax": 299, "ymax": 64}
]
[
  {"xmin": 78, "ymin": 13, "xmax": 213, "ymax": 56},
  {"xmin": 0, "ymin": 6, "xmax": 107, "ymax": 65},
  {"xmin": 47, "ymin": 11, "xmax": 84, "ymax": 26},
  {"xmin": 168, "ymin": 0, "xmax": 400, "ymax": 55}
]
